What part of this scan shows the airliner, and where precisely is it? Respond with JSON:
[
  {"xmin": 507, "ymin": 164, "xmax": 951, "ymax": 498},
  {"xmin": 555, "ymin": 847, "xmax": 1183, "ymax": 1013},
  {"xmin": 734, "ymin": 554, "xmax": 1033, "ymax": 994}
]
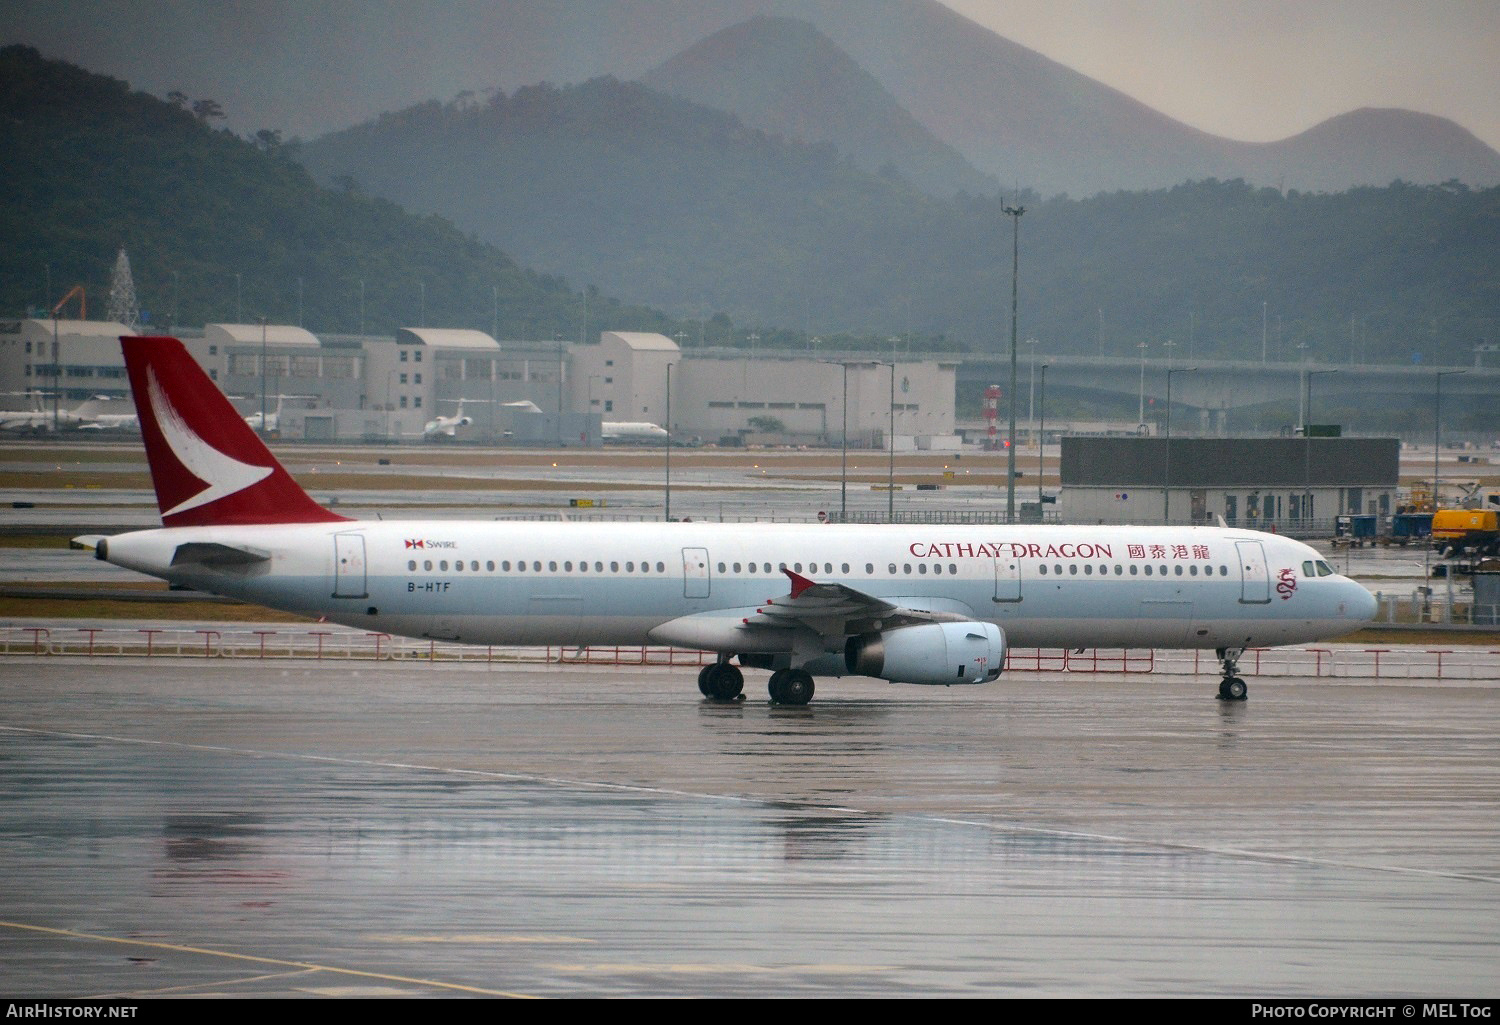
[
  {"xmin": 82, "ymin": 337, "xmax": 1378, "ymax": 705},
  {"xmin": 423, "ymin": 398, "xmax": 475, "ymax": 438},
  {"xmin": 602, "ymin": 421, "xmax": 670, "ymax": 444}
]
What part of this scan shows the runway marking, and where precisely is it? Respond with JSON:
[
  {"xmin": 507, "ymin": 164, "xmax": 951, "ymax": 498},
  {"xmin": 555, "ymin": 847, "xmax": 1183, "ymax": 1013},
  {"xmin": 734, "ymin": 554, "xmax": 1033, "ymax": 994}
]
[
  {"xmin": 5, "ymin": 723, "xmax": 1499, "ymax": 887},
  {"xmin": 0, "ymin": 920, "xmax": 538, "ymax": 998},
  {"xmin": 545, "ymin": 962, "xmax": 895, "ymax": 975},
  {"xmin": 367, "ymin": 933, "xmax": 597, "ymax": 945}
]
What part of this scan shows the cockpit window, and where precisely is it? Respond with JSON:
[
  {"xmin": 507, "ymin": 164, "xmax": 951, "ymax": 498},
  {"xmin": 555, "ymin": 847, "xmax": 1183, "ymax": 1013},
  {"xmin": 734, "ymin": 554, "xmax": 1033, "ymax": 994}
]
[
  {"xmin": 1302, "ymin": 560, "xmax": 1315, "ymax": 576},
  {"xmin": 1315, "ymin": 560, "xmax": 1334, "ymax": 576}
]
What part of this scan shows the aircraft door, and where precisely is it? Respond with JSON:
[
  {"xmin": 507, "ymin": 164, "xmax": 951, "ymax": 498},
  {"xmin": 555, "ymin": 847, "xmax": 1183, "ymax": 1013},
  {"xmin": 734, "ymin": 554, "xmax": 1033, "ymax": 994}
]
[
  {"xmin": 333, "ymin": 532, "xmax": 368, "ymax": 599},
  {"xmin": 993, "ymin": 552, "xmax": 1022, "ymax": 603},
  {"xmin": 682, "ymin": 547, "xmax": 711, "ymax": 599},
  {"xmin": 1235, "ymin": 539, "xmax": 1270, "ymax": 604}
]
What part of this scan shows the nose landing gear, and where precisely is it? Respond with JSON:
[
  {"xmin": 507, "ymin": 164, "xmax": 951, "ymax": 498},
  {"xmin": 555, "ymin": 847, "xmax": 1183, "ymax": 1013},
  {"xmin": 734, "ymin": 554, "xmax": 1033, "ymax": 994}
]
[{"xmin": 1217, "ymin": 648, "xmax": 1248, "ymax": 701}]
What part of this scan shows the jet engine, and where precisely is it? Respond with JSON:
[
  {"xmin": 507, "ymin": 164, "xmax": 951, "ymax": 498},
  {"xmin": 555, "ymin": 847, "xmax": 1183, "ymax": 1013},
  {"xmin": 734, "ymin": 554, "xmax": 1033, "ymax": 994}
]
[{"xmin": 844, "ymin": 622, "xmax": 1006, "ymax": 685}]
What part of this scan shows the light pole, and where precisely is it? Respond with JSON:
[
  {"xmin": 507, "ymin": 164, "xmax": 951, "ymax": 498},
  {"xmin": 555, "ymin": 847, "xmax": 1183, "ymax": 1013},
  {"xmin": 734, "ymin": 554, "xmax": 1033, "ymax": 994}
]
[
  {"xmin": 881, "ymin": 361, "xmax": 896, "ymax": 521},
  {"xmin": 664, "ymin": 361, "xmax": 673, "ymax": 521},
  {"xmin": 1433, "ymin": 369, "xmax": 1465, "ymax": 514},
  {"xmin": 1038, "ymin": 362, "xmax": 1048, "ymax": 512},
  {"xmin": 1003, "ymin": 203, "xmax": 1025, "ymax": 522},
  {"xmin": 1025, "ymin": 338, "xmax": 1038, "ymax": 447},
  {"xmin": 1137, "ymin": 341, "xmax": 1149, "ymax": 427},
  {"xmin": 258, "ymin": 316, "xmax": 269, "ymax": 438},
  {"xmin": 1304, "ymin": 368, "xmax": 1338, "ymax": 529},
  {"xmin": 821, "ymin": 361, "xmax": 852, "ymax": 518},
  {"xmin": 1428, "ymin": 369, "xmax": 1464, "ymax": 585},
  {"xmin": 1163, "ymin": 366, "xmax": 1196, "ymax": 524}
]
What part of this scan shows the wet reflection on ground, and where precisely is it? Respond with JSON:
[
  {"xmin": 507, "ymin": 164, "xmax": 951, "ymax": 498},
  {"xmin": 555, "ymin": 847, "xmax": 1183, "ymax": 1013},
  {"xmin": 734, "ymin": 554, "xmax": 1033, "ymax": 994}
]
[{"xmin": 1, "ymin": 660, "xmax": 1496, "ymax": 997}]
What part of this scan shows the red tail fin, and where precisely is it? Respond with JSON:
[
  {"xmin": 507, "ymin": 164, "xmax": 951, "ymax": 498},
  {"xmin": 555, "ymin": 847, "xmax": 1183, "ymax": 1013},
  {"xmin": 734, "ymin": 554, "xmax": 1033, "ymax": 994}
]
[{"xmin": 122, "ymin": 336, "xmax": 348, "ymax": 527}]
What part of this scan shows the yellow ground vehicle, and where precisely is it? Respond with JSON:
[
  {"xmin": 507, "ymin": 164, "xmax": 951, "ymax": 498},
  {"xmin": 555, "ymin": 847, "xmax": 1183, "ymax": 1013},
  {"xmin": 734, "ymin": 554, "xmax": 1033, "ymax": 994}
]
[{"xmin": 1432, "ymin": 508, "xmax": 1500, "ymax": 556}]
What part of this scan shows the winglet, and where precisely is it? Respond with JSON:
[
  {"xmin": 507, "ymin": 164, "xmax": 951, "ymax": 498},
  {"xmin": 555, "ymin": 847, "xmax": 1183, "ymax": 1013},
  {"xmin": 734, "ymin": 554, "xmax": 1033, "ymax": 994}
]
[
  {"xmin": 121, "ymin": 336, "xmax": 349, "ymax": 527},
  {"xmin": 782, "ymin": 567, "xmax": 816, "ymax": 599}
]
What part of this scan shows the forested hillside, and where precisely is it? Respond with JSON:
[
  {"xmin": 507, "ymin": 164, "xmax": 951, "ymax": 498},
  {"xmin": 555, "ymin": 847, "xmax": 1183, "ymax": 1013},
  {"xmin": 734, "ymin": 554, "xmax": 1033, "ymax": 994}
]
[
  {"xmin": 302, "ymin": 76, "xmax": 1499, "ymax": 365},
  {"xmin": 0, "ymin": 45, "xmax": 669, "ymax": 338}
]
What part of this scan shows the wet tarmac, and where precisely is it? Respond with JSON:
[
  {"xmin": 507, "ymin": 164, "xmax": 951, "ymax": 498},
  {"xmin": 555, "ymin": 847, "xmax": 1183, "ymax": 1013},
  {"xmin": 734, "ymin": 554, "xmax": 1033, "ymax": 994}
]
[{"xmin": 2, "ymin": 658, "xmax": 1497, "ymax": 998}]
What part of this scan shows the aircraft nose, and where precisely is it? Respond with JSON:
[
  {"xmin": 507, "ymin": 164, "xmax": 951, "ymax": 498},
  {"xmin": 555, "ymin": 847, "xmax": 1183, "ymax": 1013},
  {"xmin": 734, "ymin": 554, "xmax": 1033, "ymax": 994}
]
[{"xmin": 1347, "ymin": 581, "xmax": 1379, "ymax": 622}]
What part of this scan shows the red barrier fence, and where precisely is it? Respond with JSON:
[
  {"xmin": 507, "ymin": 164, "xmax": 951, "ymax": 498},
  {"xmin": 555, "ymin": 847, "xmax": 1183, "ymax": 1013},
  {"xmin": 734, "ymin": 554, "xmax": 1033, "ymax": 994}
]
[{"xmin": 3, "ymin": 625, "xmax": 1498, "ymax": 680}]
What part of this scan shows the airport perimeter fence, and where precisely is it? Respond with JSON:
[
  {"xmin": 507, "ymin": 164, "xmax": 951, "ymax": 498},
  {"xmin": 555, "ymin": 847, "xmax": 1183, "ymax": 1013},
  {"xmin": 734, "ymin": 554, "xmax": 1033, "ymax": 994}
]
[
  {"xmin": 1374, "ymin": 592, "xmax": 1500, "ymax": 627},
  {"xmin": 3, "ymin": 624, "xmax": 1498, "ymax": 681}
]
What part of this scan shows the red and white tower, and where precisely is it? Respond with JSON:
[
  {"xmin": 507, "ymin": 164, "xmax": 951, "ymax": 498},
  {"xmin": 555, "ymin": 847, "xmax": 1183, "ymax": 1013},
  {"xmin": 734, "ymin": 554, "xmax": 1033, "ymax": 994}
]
[{"xmin": 984, "ymin": 385, "xmax": 1000, "ymax": 450}]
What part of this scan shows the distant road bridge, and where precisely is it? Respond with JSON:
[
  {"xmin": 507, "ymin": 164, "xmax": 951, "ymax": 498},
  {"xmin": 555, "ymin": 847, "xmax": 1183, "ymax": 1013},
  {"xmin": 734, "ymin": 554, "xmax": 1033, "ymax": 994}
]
[{"xmin": 950, "ymin": 353, "xmax": 1499, "ymax": 435}]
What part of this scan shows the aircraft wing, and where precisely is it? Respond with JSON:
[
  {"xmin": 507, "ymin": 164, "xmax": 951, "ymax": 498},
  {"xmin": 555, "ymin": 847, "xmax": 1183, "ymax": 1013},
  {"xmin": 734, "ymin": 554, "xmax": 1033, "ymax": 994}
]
[
  {"xmin": 753, "ymin": 568, "xmax": 968, "ymax": 637},
  {"xmin": 648, "ymin": 567, "xmax": 967, "ymax": 652}
]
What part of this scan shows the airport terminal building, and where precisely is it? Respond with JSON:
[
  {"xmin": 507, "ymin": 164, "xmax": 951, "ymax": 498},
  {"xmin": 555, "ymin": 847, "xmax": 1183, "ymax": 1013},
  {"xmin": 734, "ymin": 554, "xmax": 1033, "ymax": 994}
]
[{"xmin": 1, "ymin": 320, "xmax": 955, "ymax": 447}]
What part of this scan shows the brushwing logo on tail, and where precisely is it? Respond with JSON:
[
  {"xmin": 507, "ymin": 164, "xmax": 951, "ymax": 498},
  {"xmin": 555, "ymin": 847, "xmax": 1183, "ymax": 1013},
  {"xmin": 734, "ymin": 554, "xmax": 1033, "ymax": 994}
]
[{"xmin": 146, "ymin": 365, "xmax": 272, "ymax": 517}]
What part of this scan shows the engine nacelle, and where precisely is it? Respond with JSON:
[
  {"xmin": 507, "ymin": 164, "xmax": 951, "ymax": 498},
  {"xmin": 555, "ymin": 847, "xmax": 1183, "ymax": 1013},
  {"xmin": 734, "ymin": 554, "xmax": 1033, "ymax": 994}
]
[{"xmin": 844, "ymin": 622, "xmax": 1005, "ymax": 685}]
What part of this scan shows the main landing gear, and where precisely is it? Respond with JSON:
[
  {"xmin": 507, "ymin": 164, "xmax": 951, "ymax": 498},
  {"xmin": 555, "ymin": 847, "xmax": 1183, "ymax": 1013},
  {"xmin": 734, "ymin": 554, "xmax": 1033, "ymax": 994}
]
[
  {"xmin": 698, "ymin": 660, "xmax": 744, "ymax": 701},
  {"xmin": 697, "ymin": 661, "xmax": 816, "ymax": 706},
  {"xmin": 767, "ymin": 668, "xmax": 815, "ymax": 706},
  {"xmin": 1216, "ymin": 648, "xmax": 1249, "ymax": 701}
]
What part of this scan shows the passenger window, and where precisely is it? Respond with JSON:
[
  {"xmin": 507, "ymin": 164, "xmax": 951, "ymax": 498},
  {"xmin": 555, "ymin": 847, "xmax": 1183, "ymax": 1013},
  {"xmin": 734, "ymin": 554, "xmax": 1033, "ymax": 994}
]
[
  {"xmin": 919, "ymin": 564, "xmax": 928, "ymax": 574},
  {"xmin": 1175, "ymin": 565, "xmax": 1183, "ymax": 576},
  {"xmin": 1084, "ymin": 564, "xmax": 1093, "ymax": 575},
  {"xmin": 1039, "ymin": 564, "xmax": 1048, "ymax": 575},
  {"xmin": 486, "ymin": 561, "xmax": 494, "ymax": 571},
  {"xmin": 548, "ymin": 561, "xmax": 557, "ymax": 572},
  {"xmin": 454, "ymin": 561, "xmax": 463, "ymax": 572},
  {"xmin": 656, "ymin": 562, "xmax": 665, "ymax": 573},
  {"xmin": 595, "ymin": 562, "xmax": 603, "ymax": 572},
  {"xmin": 610, "ymin": 562, "xmax": 619, "ymax": 572},
  {"xmin": 889, "ymin": 563, "xmax": 897, "ymax": 574},
  {"xmin": 903, "ymin": 564, "xmax": 912, "ymax": 574},
  {"xmin": 1069, "ymin": 565, "xmax": 1078, "ymax": 575},
  {"xmin": 440, "ymin": 560, "xmax": 448, "ymax": 571},
  {"xmin": 1129, "ymin": 565, "xmax": 1137, "ymax": 575},
  {"xmin": 866, "ymin": 564, "xmax": 874, "ymax": 574},
  {"xmin": 407, "ymin": 560, "xmax": 416, "ymax": 571},
  {"xmin": 564, "ymin": 561, "xmax": 572, "ymax": 572},
  {"xmin": 1144, "ymin": 566, "xmax": 1153, "ymax": 576},
  {"xmin": 841, "ymin": 563, "xmax": 850, "ymax": 574}
]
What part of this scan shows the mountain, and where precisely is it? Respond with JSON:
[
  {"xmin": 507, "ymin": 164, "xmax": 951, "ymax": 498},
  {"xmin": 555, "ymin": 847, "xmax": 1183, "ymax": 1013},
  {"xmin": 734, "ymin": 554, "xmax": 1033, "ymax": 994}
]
[
  {"xmin": 7, "ymin": 0, "xmax": 1498, "ymax": 195},
  {"xmin": 640, "ymin": 16, "xmax": 994, "ymax": 197},
  {"xmin": 297, "ymin": 75, "xmax": 944, "ymax": 333},
  {"xmin": 0, "ymin": 45, "xmax": 667, "ymax": 338},
  {"xmin": 1230, "ymin": 108, "xmax": 1500, "ymax": 194},
  {"xmin": 296, "ymin": 72, "xmax": 1500, "ymax": 365}
]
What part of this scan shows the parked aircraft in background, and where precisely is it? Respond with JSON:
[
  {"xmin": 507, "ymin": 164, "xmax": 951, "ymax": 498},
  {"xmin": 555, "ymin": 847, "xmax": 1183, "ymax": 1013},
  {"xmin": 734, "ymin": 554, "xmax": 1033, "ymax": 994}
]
[
  {"xmin": 602, "ymin": 421, "xmax": 670, "ymax": 443},
  {"xmin": 243, "ymin": 394, "xmax": 313, "ymax": 435},
  {"xmin": 423, "ymin": 398, "xmax": 477, "ymax": 439},
  {"xmin": 74, "ymin": 395, "xmax": 139, "ymax": 432},
  {"xmin": 81, "ymin": 336, "xmax": 1378, "ymax": 706},
  {"xmin": 0, "ymin": 392, "xmax": 86, "ymax": 432}
]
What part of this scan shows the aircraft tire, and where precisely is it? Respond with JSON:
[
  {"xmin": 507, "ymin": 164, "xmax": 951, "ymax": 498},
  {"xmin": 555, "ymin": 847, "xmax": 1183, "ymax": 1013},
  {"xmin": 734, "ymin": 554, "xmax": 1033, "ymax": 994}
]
[
  {"xmin": 1219, "ymin": 677, "xmax": 1248, "ymax": 701},
  {"xmin": 697, "ymin": 664, "xmax": 714, "ymax": 697},
  {"xmin": 773, "ymin": 670, "xmax": 815, "ymax": 706},
  {"xmin": 704, "ymin": 663, "xmax": 743, "ymax": 701}
]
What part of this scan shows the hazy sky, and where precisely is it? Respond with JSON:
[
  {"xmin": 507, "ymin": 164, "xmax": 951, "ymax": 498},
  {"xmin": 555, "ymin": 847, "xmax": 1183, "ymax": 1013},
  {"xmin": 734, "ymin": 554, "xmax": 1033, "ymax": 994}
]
[
  {"xmin": 941, "ymin": 0, "xmax": 1500, "ymax": 150},
  {"xmin": 5, "ymin": 0, "xmax": 1498, "ymax": 153}
]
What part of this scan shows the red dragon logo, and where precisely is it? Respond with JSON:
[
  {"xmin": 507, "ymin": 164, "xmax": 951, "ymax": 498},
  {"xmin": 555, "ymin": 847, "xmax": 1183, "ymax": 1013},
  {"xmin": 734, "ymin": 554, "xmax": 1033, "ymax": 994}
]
[{"xmin": 1276, "ymin": 568, "xmax": 1298, "ymax": 600}]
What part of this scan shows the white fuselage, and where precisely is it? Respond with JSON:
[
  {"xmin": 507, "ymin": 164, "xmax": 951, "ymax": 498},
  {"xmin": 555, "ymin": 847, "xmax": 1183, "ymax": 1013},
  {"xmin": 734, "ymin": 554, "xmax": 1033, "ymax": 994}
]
[{"xmin": 101, "ymin": 521, "xmax": 1376, "ymax": 668}]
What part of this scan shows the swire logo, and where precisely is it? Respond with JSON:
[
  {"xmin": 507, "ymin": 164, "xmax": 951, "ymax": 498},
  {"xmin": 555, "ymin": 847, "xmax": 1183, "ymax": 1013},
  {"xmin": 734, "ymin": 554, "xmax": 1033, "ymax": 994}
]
[
  {"xmin": 405, "ymin": 539, "xmax": 424, "ymax": 549},
  {"xmin": 405, "ymin": 539, "xmax": 456, "ymax": 549}
]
